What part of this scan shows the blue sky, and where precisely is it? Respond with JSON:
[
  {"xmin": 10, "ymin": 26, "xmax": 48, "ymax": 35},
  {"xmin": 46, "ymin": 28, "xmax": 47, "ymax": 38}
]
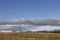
[{"xmin": 0, "ymin": 0, "xmax": 60, "ymax": 20}]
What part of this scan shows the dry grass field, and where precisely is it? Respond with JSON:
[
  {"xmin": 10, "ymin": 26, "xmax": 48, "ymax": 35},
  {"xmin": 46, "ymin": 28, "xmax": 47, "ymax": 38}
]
[{"xmin": 0, "ymin": 32, "xmax": 60, "ymax": 40}]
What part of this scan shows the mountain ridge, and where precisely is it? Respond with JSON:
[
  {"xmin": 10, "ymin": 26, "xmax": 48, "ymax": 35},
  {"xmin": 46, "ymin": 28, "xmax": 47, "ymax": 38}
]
[{"xmin": 0, "ymin": 18, "xmax": 60, "ymax": 26}]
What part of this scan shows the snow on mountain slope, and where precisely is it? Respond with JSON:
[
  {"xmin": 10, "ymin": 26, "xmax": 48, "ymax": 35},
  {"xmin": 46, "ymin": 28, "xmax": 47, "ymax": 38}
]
[
  {"xmin": 31, "ymin": 25, "xmax": 60, "ymax": 32},
  {"xmin": 0, "ymin": 24, "xmax": 37, "ymax": 32},
  {"xmin": 0, "ymin": 24, "xmax": 60, "ymax": 32}
]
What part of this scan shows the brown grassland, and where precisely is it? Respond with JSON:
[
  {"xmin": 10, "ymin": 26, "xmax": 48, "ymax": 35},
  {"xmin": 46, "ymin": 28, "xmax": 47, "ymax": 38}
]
[{"xmin": 0, "ymin": 32, "xmax": 60, "ymax": 40}]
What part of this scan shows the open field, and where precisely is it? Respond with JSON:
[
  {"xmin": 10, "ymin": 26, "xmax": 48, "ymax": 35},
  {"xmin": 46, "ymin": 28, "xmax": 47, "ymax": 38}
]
[{"xmin": 0, "ymin": 32, "xmax": 60, "ymax": 40}]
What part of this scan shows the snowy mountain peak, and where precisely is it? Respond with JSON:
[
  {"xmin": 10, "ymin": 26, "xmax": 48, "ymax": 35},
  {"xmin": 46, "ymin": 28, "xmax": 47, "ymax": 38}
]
[{"xmin": 20, "ymin": 17, "xmax": 34, "ymax": 21}]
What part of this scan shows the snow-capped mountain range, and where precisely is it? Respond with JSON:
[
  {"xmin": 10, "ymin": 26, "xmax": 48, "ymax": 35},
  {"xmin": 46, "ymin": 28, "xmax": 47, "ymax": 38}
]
[{"xmin": 0, "ymin": 18, "xmax": 60, "ymax": 32}]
